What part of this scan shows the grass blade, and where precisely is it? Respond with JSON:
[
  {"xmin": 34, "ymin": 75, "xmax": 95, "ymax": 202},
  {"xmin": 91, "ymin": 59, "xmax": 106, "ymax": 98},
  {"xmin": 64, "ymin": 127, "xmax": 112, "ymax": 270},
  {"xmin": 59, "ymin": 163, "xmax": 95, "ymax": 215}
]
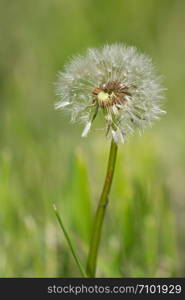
[{"xmin": 53, "ymin": 203, "xmax": 87, "ymax": 278}]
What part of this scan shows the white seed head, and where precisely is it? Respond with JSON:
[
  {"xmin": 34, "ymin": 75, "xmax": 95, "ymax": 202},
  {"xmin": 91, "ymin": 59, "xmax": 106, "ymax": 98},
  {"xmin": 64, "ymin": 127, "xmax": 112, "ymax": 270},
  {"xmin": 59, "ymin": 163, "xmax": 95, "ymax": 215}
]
[{"xmin": 55, "ymin": 44, "xmax": 166, "ymax": 143}]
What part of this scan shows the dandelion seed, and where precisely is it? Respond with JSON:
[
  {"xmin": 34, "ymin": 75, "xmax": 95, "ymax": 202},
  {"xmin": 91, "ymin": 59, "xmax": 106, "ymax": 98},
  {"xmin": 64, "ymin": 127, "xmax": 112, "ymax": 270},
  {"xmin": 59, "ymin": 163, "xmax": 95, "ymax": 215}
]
[
  {"xmin": 55, "ymin": 101, "xmax": 70, "ymax": 109},
  {"xmin": 81, "ymin": 121, "xmax": 92, "ymax": 137},
  {"xmin": 55, "ymin": 44, "xmax": 165, "ymax": 143}
]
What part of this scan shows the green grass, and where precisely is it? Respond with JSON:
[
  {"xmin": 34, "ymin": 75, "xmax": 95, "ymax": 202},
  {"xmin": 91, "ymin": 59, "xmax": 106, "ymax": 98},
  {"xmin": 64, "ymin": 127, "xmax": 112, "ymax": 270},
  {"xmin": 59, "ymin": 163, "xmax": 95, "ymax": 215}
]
[{"xmin": 0, "ymin": 0, "xmax": 185, "ymax": 277}]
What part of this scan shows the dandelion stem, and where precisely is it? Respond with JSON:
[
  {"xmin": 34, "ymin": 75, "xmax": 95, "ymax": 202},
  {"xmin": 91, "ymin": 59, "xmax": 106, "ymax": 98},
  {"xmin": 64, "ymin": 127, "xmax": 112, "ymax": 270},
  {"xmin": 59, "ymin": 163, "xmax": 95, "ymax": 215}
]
[
  {"xmin": 86, "ymin": 139, "xmax": 118, "ymax": 277},
  {"xmin": 53, "ymin": 204, "xmax": 87, "ymax": 278}
]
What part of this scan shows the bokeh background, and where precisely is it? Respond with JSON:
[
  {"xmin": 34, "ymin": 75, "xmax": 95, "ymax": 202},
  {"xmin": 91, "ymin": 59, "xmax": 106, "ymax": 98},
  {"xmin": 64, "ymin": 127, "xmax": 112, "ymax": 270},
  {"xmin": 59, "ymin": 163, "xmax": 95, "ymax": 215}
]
[{"xmin": 0, "ymin": 0, "xmax": 185, "ymax": 277}]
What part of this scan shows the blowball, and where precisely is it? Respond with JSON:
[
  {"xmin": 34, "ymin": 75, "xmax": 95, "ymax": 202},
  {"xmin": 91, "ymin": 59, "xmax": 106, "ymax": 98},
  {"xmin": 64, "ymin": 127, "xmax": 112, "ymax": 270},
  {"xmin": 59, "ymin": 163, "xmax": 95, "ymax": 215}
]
[{"xmin": 55, "ymin": 44, "xmax": 165, "ymax": 143}]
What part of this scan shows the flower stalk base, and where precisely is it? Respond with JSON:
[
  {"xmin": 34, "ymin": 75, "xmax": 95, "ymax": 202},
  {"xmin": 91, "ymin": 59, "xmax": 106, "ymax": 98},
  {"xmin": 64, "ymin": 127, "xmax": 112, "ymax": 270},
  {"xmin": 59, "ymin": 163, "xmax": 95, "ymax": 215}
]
[{"xmin": 86, "ymin": 139, "xmax": 118, "ymax": 277}]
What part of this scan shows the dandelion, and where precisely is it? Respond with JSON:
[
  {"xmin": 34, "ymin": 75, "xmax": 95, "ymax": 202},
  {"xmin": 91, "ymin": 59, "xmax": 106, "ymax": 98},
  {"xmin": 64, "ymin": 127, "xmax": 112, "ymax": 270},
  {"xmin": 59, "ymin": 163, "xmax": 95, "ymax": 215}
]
[
  {"xmin": 55, "ymin": 44, "xmax": 165, "ymax": 143},
  {"xmin": 54, "ymin": 44, "xmax": 166, "ymax": 277}
]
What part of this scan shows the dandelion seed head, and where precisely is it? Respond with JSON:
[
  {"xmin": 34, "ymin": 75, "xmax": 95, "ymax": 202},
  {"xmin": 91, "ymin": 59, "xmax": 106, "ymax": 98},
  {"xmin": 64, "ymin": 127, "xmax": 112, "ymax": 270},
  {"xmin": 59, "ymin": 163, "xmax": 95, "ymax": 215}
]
[{"xmin": 55, "ymin": 44, "xmax": 166, "ymax": 143}]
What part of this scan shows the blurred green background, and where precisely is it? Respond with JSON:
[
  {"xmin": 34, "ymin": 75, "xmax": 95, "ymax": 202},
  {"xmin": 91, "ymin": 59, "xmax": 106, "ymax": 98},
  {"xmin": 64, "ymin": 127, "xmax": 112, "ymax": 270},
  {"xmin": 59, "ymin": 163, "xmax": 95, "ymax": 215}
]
[{"xmin": 0, "ymin": 0, "xmax": 185, "ymax": 277}]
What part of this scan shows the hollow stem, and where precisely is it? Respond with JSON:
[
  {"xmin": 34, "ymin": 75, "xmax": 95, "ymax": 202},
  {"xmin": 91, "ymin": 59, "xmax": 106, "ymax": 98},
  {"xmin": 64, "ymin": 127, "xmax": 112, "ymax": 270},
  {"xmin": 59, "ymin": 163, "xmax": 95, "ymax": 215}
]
[{"xmin": 86, "ymin": 139, "xmax": 118, "ymax": 277}]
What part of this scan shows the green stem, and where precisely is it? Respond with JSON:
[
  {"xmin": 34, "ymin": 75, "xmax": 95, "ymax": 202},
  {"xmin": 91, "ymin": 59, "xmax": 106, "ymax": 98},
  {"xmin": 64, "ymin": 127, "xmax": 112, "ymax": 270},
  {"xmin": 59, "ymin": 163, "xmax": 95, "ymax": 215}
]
[
  {"xmin": 53, "ymin": 204, "xmax": 87, "ymax": 278},
  {"xmin": 86, "ymin": 139, "xmax": 118, "ymax": 277}
]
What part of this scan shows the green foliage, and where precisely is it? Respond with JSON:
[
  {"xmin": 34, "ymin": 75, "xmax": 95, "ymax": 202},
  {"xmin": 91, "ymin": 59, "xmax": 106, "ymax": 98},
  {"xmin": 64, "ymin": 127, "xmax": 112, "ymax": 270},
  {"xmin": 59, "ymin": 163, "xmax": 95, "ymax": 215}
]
[{"xmin": 0, "ymin": 0, "xmax": 184, "ymax": 277}]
